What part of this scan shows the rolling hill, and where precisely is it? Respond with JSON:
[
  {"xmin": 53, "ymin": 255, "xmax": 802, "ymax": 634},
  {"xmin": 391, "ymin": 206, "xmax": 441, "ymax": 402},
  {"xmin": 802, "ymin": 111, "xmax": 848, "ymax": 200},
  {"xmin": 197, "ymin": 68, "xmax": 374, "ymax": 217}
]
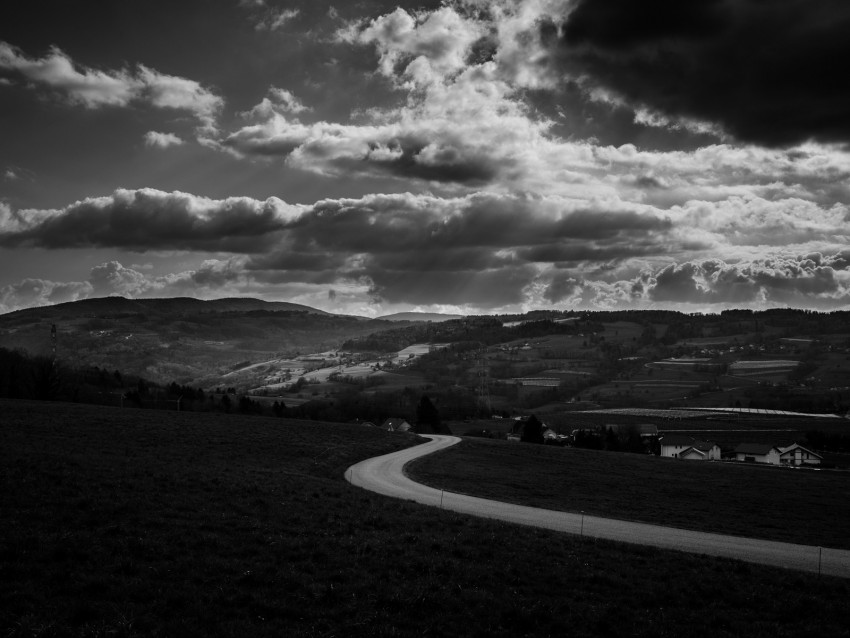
[{"xmin": 0, "ymin": 296, "xmax": 392, "ymax": 386}]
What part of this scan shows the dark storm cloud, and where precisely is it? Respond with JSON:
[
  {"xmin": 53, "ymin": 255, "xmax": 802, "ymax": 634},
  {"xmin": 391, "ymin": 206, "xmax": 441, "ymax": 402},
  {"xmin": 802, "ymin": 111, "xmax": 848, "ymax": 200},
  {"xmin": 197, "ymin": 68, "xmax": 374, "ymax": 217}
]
[
  {"xmin": 557, "ymin": 0, "xmax": 850, "ymax": 146},
  {"xmin": 246, "ymin": 191, "xmax": 675, "ymax": 308},
  {"xmin": 0, "ymin": 189, "xmax": 297, "ymax": 253},
  {"xmin": 277, "ymin": 192, "xmax": 671, "ymax": 257},
  {"xmin": 367, "ymin": 266, "xmax": 538, "ymax": 307},
  {"xmin": 544, "ymin": 274, "xmax": 581, "ymax": 303},
  {"xmin": 515, "ymin": 239, "xmax": 662, "ymax": 264},
  {"xmin": 321, "ymin": 138, "xmax": 503, "ymax": 185}
]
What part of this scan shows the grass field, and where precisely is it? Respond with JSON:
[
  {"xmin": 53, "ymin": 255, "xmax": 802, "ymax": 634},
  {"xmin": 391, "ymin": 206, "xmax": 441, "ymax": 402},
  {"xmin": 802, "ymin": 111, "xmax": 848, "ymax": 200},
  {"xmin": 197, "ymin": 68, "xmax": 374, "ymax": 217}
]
[
  {"xmin": 2, "ymin": 400, "xmax": 850, "ymax": 637},
  {"xmin": 408, "ymin": 438, "xmax": 850, "ymax": 550}
]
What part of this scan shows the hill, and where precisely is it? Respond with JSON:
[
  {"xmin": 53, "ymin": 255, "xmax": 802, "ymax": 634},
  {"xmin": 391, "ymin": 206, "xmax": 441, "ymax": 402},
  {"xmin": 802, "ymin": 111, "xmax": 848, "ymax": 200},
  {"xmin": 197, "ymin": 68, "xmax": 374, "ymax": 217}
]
[
  {"xmin": 0, "ymin": 295, "xmax": 332, "ymax": 320},
  {"xmin": 0, "ymin": 297, "xmax": 389, "ymax": 387}
]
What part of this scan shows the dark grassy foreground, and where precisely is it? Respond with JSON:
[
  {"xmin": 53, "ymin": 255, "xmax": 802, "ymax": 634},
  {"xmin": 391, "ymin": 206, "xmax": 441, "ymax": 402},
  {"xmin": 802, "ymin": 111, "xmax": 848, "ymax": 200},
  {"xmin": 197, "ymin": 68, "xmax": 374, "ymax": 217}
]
[
  {"xmin": 1, "ymin": 401, "xmax": 849, "ymax": 638},
  {"xmin": 408, "ymin": 438, "xmax": 850, "ymax": 550}
]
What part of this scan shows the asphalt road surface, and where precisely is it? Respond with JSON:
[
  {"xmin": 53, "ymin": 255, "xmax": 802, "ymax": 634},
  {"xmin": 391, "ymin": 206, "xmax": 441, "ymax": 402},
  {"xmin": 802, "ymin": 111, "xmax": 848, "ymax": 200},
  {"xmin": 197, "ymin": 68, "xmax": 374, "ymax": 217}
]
[{"xmin": 346, "ymin": 435, "xmax": 850, "ymax": 579}]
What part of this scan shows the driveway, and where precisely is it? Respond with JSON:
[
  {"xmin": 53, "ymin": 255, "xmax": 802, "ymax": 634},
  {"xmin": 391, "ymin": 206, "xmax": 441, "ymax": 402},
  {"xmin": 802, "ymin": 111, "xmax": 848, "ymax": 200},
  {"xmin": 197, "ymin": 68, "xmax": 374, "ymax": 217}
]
[{"xmin": 346, "ymin": 435, "xmax": 850, "ymax": 579}]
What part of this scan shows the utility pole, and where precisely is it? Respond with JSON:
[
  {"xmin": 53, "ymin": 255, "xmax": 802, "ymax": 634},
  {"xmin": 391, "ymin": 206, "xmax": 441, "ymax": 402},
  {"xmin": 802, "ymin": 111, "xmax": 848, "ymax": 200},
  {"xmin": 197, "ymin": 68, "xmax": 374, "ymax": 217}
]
[
  {"xmin": 51, "ymin": 324, "xmax": 57, "ymax": 366},
  {"xmin": 478, "ymin": 348, "xmax": 491, "ymax": 416}
]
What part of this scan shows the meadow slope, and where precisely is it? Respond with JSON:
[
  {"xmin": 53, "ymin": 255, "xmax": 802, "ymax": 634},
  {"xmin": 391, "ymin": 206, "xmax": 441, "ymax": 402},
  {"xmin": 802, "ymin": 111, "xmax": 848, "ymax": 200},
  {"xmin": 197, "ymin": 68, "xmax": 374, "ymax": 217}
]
[{"xmin": 2, "ymin": 400, "xmax": 849, "ymax": 637}]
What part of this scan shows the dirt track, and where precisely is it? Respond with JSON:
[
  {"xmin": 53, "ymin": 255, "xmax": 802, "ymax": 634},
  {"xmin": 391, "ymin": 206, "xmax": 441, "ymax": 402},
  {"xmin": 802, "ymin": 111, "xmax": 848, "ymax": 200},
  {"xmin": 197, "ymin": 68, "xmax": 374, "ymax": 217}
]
[{"xmin": 346, "ymin": 435, "xmax": 850, "ymax": 579}]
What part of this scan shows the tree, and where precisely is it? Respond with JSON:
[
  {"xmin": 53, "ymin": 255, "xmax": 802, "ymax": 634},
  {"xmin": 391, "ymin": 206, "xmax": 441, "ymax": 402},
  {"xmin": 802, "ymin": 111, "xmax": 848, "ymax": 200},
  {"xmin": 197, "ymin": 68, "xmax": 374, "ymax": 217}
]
[
  {"xmin": 521, "ymin": 414, "xmax": 544, "ymax": 444},
  {"xmin": 604, "ymin": 426, "xmax": 620, "ymax": 452},
  {"xmin": 31, "ymin": 357, "xmax": 62, "ymax": 401},
  {"xmin": 415, "ymin": 395, "xmax": 445, "ymax": 434}
]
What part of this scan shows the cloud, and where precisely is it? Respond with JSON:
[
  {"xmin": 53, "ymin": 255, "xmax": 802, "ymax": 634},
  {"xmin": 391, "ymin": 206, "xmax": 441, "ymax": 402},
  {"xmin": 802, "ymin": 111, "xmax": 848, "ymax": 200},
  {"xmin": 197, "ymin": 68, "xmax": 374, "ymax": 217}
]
[
  {"xmin": 554, "ymin": 0, "xmax": 850, "ymax": 146},
  {"xmin": 223, "ymin": 61, "xmax": 554, "ymax": 186},
  {"xmin": 221, "ymin": 2, "xmax": 850, "ymax": 205},
  {"xmin": 242, "ymin": 189, "xmax": 676, "ymax": 308},
  {"xmin": 89, "ymin": 261, "xmax": 152, "ymax": 297},
  {"xmin": 240, "ymin": 87, "xmax": 310, "ymax": 121},
  {"xmin": 354, "ymin": 7, "xmax": 485, "ymax": 86},
  {"xmin": 4, "ymin": 178, "xmax": 850, "ymax": 311},
  {"xmin": 143, "ymin": 131, "xmax": 185, "ymax": 149},
  {"xmin": 0, "ymin": 258, "xmax": 255, "ymax": 314},
  {"xmin": 0, "ymin": 188, "xmax": 303, "ymax": 252},
  {"xmin": 255, "ymin": 8, "xmax": 300, "ymax": 31},
  {"xmin": 643, "ymin": 255, "xmax": 850, "ymax": 308},
  {"xmin": 0, "ymin": 41, "xmax": 223, "ymax": 133},
  {"xmin": 0, "ymin": 277, "xmax": 93, "ymax": 314}
]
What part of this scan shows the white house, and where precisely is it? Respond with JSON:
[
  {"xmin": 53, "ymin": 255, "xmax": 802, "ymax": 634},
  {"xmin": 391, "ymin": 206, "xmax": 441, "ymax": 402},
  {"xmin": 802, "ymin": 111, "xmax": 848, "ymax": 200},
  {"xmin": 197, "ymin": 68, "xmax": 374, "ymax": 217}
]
[
  {"xmin": 659, "ymin": 435, "xmax": 695, "ymax": 458},
  {"xmin": 678, "ymin": 442, "xmax": 721, "ymax": 461},
  {"xmin": 778, "ymin": 443, "xmax": 822, "ymax": 466},
  {"xmin": 660, "ymin": 436, "xmax": 720, "ymax": 460},
  {"xmin": 735, "ymin": 443, "xmax": 781, "ymax": 465}
]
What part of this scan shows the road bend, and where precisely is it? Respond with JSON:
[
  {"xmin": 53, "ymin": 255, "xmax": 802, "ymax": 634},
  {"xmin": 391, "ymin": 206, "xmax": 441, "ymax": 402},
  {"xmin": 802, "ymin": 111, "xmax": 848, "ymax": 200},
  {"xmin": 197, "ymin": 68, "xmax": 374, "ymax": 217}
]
[{"xmin": 345, "ymin": 435, "xmax": 850, "ymax": 579}]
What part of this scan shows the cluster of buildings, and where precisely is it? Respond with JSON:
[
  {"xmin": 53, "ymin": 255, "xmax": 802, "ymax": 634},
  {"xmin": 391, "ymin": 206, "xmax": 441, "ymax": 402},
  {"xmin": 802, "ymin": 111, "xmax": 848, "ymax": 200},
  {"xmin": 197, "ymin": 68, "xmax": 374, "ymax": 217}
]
[{"xmin": 659, "ymin": 435, "xmax": 823, "ymax": 466}]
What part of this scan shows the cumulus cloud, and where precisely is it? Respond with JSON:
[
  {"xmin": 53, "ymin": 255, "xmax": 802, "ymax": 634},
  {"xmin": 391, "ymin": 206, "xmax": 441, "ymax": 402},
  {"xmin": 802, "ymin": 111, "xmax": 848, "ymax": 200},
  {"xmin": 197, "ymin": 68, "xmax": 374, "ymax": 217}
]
[
  {"xmin": 0, "ymin": 277, "xmax": 93, "ymax": 314},
  {"xmin": 143, "ymin": 131, "xmax": 185, "ymax": 149},
  {"xmin": 0, "ymin": 41, "xmax": 223, "ymax": 133},
  {"xmin": 0, "ymin": 188, "xmax": 303, "ymax": 252},
  {"xmin": 220, "ymin": 2, "xmax": 850, "ymax": 208},
  {"xmin": 224, "ymin": 4, "xmax": 554, "ymax": 184},
  {"xmin": 352, "ymin": 6, "xmax": 485, "ymax": 86},
  {"xmin": 223, "ymin": 61, "xmax": 555, "ymax": 186},
  {"xmin": 239, "ymin": 87, "xmax": 310, "ymax": 122},
  {"xmin": 0, "ymin": 258, "xmax": 253, "ymax": 314},
  {"xmin": 644, "ymin": 255, "xmax": 850, "ymax": 308},
  {"xmin": 554, "ymin": 0, "xmax": 850, "ymax": 146},
  {"xmin": 89, "ymin": 261, "xmax": 152, "ymax": 297}
]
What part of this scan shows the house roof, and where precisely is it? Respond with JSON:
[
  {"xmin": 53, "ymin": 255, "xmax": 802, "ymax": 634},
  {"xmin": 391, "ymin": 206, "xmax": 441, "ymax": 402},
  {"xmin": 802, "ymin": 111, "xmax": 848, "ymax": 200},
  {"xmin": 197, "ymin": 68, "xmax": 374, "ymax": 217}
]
[
  {"xmin": 735, "ymin": 443, "xmax": 778, "ymax": 455},
  {"xmin": 659, "ymin": 435, "xmax": 696, "ymax": 447},
  {"xmin": 679, "ymin": 447, "xmax": 707, "ymax": 458},
  {"xmin": 778, "ymin": 443, "xmax": 823, "ymax": 459},
  {"xmin": 382, "ymin": 418, "xmax": 411, "ymax": 431},
  {"xmin": 692, "ymin": 440, "xmax": 719, "ymax": 452}
]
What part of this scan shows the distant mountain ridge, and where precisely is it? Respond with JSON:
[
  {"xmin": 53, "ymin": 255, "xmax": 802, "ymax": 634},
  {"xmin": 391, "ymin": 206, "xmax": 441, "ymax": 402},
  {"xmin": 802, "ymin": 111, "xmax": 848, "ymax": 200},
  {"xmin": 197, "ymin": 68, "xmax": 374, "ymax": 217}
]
[
  {"xmin": 0, "ymin": 296, "xmax": 332, "ymax": 320},
  {"xmin": 377, "ymin": 312, "xmax": 464, "ymax": 323}
]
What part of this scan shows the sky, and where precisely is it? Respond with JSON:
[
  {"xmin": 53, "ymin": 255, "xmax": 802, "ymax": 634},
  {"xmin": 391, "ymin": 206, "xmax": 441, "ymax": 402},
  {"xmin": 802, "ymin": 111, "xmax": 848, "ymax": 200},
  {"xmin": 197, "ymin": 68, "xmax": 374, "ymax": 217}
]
[{"xmin": 1, "ymin": 0, "xmax": 849, "ymax": 317}]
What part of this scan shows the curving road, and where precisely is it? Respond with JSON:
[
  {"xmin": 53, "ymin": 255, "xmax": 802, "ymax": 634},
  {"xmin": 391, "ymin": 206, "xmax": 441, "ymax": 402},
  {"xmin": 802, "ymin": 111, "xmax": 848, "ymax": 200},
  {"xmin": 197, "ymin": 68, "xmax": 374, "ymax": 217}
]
[{"xmin": 346, "ymin": 435, "xmax": 850, "ymax": 579}]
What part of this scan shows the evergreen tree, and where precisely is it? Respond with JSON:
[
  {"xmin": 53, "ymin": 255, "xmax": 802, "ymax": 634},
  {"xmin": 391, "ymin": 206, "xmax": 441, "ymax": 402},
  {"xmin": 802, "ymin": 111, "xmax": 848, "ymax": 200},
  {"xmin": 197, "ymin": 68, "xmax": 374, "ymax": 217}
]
[
  {"xmin": 521, "ymin": 414, "xmax": 545, "ymax": 444},
  {"xmin": 415, "ymin": 395, "xmax": 443, "ymax": 434}
]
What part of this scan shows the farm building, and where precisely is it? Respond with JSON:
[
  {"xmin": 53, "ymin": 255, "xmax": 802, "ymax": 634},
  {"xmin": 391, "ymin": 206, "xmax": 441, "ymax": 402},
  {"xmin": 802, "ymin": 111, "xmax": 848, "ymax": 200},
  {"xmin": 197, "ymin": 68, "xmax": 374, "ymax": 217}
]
[
  {"xmin": 513, "ymin": 377, "xmax": 562, "ymax": 388},
  {"xmin": 735, "ymin": 443, "xmax": 781, "ymax": 465},
  {"xmin": 381, "ymin": 418, "xmax": 412, "ymax": 433},
  {"xmin": 677, "ymin": 442, "xmax": 722, "ymax": 461},
  {"xmin": 660, "ymin": 435, "xmax": 720, "ymax": 460},
  {"xmin": 778, "ymin": 444, "xmax": 822, "ymax": 466}
]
